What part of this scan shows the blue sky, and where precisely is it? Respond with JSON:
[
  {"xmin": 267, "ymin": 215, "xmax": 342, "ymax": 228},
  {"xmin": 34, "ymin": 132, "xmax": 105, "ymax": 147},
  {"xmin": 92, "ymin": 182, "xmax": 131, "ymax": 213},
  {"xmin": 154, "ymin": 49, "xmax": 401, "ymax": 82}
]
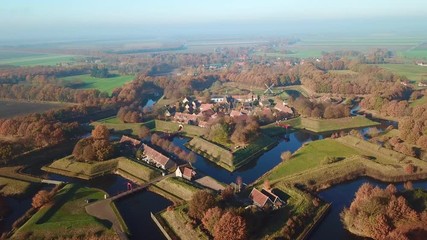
[{"xmin": 1, "ymin": 0, "xmax": 427, "ymax": 41}]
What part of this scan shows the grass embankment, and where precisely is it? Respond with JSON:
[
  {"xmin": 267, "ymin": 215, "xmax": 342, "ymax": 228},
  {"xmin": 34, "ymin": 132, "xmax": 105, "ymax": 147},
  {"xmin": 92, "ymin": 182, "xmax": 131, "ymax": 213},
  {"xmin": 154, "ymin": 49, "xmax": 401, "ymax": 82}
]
[
  {"xmin": 282, "ymin": 116, "xmax": 379, "ymax": 133},
  {"xmin": 13, "ymin": 184, "xmax": 117, "ymax": 239},
  {"xmin": 261, "ymin": 136, "xmax": 427, "ymax": 191},
  {"xmin": 154, "ymin": 120, "xmax": 206, "ymax": 137},
  {"xmin": 60, "ymin": 74, "xmax": 134, "ymax": 94},
  {"xmin": 379, "ymin": 64, "xmax": 427, "ymax": 83},
  {"xmin": 42, "ymin": 156, "xmax": 160, "ymax": 181},
  {"xmin": 159, "ymin": 205, "xmax": 209, "ymax": 240},
  {"xmin": 187, "ymin": 134, "xmax": 276, "ymax": 171},
  {"xmin": 411, "ymin": 96, "xmax": 427, "ymax": 107},
  {"xmin": 153, "ymin": 177, "xmax": 201, "ymax": 202},
  {"xmin": 0, "ymin": 176, "xmax": 35, "ymax": 197}
]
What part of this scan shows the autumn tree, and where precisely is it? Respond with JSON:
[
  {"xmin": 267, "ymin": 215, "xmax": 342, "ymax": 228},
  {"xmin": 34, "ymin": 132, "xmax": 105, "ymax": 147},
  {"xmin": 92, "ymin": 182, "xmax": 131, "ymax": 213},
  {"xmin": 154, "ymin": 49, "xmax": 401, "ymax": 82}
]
[
  {"xmin": 213, "ymin": 211, "xmax": 247, "ymax": 240},
  {"xmin": 202, "ymin": 207, "xmax": 223, "ymax": 234},
  {"xmin": 0, "ymin": 143, "xmax": 13, "ymax": 164},
  {"xmin": 221, "ymin": 186, "xmax": 235, "ymax": 201},
  {"xmin": 32, "ymin": 190, "xmax": 52, "ymax": 208},
  {"xmin": 138, "ymin": 125, "xmax": 151, "ymax": 138},
  {"xmin": 188, "ymin": 190, "xmax": 217, "ymax": 220},
  {"xmin": 92, "ymin": 125, "xmax": 110, "ymax": 140}
]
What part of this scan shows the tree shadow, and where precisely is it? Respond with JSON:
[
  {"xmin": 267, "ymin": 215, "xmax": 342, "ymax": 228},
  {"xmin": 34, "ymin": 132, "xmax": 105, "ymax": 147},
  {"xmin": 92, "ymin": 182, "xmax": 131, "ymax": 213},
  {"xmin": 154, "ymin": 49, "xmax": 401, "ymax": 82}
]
[{"xmin": 36, "ymin": 184, "xmax": 79, "ymax": 224}]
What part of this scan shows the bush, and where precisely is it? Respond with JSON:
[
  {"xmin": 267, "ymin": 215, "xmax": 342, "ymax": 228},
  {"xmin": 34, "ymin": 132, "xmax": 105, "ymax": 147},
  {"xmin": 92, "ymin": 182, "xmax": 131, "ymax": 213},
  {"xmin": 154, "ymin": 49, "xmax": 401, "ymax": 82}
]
[{"xmin": 322, "ymin": 156, "xmax": 343, "ymax": 164}]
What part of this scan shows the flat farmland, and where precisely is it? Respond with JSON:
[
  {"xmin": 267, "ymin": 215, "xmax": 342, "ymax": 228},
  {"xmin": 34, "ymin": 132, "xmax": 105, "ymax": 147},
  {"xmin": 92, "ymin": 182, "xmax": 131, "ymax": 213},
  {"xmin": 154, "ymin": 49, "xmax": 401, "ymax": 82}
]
[
  {"xmin": 379, "ymin": 64, "xmax": 427, "ymax": 82},
  {"xmin": 0, "ymin": 50, "xmax": 78, "ymax": 66},
  {"xmin": 0, "ymin": 100, "xmax": 67, "ymax": 119},
  {"xmin": 60, "ymin": 74, "xmax": 134, "ymax": 94}
]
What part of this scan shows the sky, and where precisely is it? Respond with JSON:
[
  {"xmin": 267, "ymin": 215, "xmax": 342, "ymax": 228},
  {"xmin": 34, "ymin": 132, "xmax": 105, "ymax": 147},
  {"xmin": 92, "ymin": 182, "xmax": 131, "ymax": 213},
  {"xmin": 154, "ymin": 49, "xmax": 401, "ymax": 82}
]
[{"xmin": 1, "ymin": 0, "xmax": 427, "ymax": 42}]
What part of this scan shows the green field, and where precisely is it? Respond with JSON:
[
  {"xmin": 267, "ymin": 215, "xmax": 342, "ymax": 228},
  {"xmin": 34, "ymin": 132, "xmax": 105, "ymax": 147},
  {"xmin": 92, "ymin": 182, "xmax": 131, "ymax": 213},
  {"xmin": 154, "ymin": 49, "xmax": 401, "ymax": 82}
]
[
  {"xmin": 379, "ymin": 64, "xmax": 427, "ymax": 82},
  {"xmin": 0, "ymin": 51, "xmax": 78, "ymax": 66},
  {"xmin": 283, "ymin": 116, "xmax": 379, "ymax": 133},
  {"xmin": 267, "ymin": 139, "xmax": 361, "ymax": 181},
  {"xmin": 60, "ymin": 74, "xmax": 134, "ymax": 94},
  {"xmin": 13, "ymin": 184, "xmax": 116, "ymax": 239},
  {"xmin": 398, "ymin": 49, "xmax": 427, "ymax": 59},
  {"xmin": 411, "ymin": 96, "xmax": 427, "ymax": 107}
]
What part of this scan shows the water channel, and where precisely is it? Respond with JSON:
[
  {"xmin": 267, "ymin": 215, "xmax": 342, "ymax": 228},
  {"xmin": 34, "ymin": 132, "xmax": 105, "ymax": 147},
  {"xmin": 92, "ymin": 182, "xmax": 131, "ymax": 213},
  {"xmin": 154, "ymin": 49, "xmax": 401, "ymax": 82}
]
[{"xmin": 3, "ymin": 100, "xmax": 426, "ymax": 239}]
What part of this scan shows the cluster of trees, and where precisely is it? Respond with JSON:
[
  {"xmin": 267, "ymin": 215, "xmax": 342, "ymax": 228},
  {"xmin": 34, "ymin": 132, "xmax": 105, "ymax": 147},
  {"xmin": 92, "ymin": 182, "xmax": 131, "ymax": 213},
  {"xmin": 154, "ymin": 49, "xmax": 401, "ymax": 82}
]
[
  {"xmin": 207, "ymin": 116, "xmax": 260, "ymax": 146},
  {"xmin": 0, "ymin": 83, "xmax": 110, "ymax": 104},
  {"xmin": 150, "ymin": 133, "xmax": 196, "ymax": 163},
  {"xmin": 399, "ymin": 104, "xmax": 427, "ymax": 151},
  {"xmin": 0, "ymin": 140, "xmax": 28, "ymax": 164},
  {"xmin": 290, "ymin": 96, "xmax": 350, "ymax": 119},
  {"xmin": 0, "ymin": 113, "xmax": 79, "ymax": 147},
  {"xmin": 341, "ymin": 183, "xmax": 427, "ymax": 240},
  {"xmin": 31, "ymin": 190, "xmax": 53, "ymax": 209},
  {"xmin": 72, "ymin": 125, "xmax": 114, "ymax": 162},
  {"xmin": 117, "ymin": 106, "xmax": 142, "ymax": 123},
  {"xmin": 300, "ymin": 62, "xmax": 405, "ymax": 95},
  {"xmin": 90, "ymin": 66, "xmax": 111, "ymax": 78},
  {"xmin": 187, "ymin": 190, "xmax": 247, "ymax": 240},
  {"xmin": 0, "ymin": 65, "xmax": 89, "ymax": 84}
]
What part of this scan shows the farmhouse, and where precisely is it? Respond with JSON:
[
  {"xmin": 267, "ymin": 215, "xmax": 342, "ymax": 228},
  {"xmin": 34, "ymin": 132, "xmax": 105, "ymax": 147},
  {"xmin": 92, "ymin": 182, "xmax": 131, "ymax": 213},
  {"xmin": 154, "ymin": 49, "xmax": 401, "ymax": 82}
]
[
  {"xmin": 232, "ymin": 94, "xmax": 254, "ymax": 103},
  {"xmin": 274, "ymin": 102, "xmax": 294, "ymax": 115},
  {"xmin": 142, "ymin": 144, "xmax": 176, "ymax": 170},
  {"xmin": 249, "ymin": 188, "xmax": 284, "ymax": 209},
  {"xmin": 175, "ymin": 166, "xmax": 196, "ymax": 181}
]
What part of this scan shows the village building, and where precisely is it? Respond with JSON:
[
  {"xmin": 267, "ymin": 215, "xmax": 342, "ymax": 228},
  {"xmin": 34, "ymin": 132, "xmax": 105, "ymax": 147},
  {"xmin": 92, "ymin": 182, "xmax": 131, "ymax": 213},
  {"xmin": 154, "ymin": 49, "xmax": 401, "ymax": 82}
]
[
  {"xmin": 259, "ymin": 99, "xmax": 272, "ymax": 107},
  {"xmin": 418, "ymin": 81, "xmax": 427, "ymax": 87},
  {"xmin": 119, "ymin": 135, "xmax": 141, "ymax": 147},
  {"xmin": 142, "ymin": 144, "xmax": 176, "ymax": 170},
  {"xmin": 174, "ymin": 112, "xmax": 199, "ymax": 125},
  {"xmin": 232, "ymin": 94, "xmax": 255, "ymax": 103},
  {"xmin": 198, "ymin": 120, "xmax": 210, "ymax": 128},
  {"xmin": 230, "ymin": 110, "xmax": 242, "ymax": 118},
  {"xmin": 175, "ymin": 166, "xmax": 196, "ymax": 181},
  {"xmin": 211, "ymin": 96, "xmax": 226, "ymax": 103},
  {"xmin": 200, "ymin": 103, "xmax": 214, "ymax": 112},
  {"xmin": 249, "ymin": 188, "xmax": 284, "ymax": 209},
  {"xmin": 274, "ymin": 101, "xmax": 294, "ymax": 115}
]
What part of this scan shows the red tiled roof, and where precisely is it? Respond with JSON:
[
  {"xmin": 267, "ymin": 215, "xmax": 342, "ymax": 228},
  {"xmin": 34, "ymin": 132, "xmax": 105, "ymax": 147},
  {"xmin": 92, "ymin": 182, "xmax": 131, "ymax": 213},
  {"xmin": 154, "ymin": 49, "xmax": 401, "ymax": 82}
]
[
  {"xmin": 275, "ymin": 104, "xmax": 293, "ymax": 114},
  {"xmin": 120, "ymin": 135, "xmax": 141, "ymax": 146},
  {"xmin": 182, "ymin": 167, "xmax": 195, "ymax": 179},
  {"xmin": 250, "ymin": 188, "xmax": 270, "ymax": 207},
  {"xmin": 174, "ymin": 112, "xmax": 198, "ymax": 122},
  {"xmin": 143, "ymin": 144, "xmax": 171, "ymax": 166},
  {"xmin": 200, "ymin": 104, "xmax": 214, "ymax": 111}
]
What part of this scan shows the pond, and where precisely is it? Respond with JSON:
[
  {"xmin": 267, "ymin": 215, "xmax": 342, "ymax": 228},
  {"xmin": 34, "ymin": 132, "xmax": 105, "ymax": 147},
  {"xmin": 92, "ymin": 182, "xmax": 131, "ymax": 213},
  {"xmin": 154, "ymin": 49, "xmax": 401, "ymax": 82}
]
[{"xmin": 309, "ymin": 178, "xmax": 427, "ymax": 240}]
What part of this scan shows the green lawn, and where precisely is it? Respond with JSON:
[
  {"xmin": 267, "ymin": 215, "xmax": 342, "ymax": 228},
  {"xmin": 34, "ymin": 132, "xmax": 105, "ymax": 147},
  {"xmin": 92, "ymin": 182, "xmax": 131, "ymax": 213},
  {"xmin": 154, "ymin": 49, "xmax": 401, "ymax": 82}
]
[
  {"xmin": 284, "ymin": 116, "xmax": 379, "ymax": 133},
  {"xmin": 60, "ymin": 74, "xmax": 134, "ymax": 94},
  {"xmin": 379, "ymin": 64, "xmax": 427, "ymax": 82},
  {"xmin": 267, "ymin": 139, "xmax": 361, "ymax": 181},
  {"xmin": 0, "ymin": 52, "xmax": 78, "ymax": 66},
  {"xmin": 14, "ymin": 184, "xmax": 116, "ymax": 239},
  {"xmin": 398, "ymin": 49, "xmax": 427, "ymax": 59},
  {"xmin": 92, "ymin": 118, "xmax": 155, "ymax": 136}
]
